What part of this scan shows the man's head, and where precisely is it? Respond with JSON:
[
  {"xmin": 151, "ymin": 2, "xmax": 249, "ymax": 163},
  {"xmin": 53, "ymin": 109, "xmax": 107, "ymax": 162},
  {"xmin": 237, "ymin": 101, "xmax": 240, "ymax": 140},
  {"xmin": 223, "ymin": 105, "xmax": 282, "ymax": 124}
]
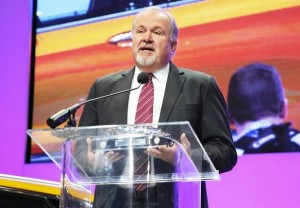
[
  {"xmin": 131, "ymin": 6, "xmax": 178, "ymax": 72},
  {"xmin": 227, "ymin": 62, "xmax": 287, "ymax": 125}
]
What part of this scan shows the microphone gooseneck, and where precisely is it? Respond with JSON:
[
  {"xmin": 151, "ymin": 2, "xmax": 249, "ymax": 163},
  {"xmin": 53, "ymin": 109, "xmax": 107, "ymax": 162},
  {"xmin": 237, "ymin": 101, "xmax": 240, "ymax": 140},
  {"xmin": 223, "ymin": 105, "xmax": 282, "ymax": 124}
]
[{"xmin": 46, "ymin": 72, "xmax": 149, "ymax": 129}]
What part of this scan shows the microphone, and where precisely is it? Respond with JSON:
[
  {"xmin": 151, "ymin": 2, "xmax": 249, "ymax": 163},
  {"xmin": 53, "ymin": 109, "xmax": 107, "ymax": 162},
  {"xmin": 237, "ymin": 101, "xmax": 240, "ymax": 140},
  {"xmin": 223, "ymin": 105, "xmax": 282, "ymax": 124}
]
[{"xmin": 46, "ymin": 72, "xmax": 149, "ymax": 129}]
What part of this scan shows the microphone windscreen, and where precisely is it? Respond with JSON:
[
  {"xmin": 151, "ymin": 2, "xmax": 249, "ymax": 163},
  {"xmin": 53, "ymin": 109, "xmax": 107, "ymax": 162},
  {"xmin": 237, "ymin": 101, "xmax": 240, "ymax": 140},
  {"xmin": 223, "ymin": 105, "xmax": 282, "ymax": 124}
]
[{"xmin": 137, "ymin": 72, "xmax": 149, "ymax": 84}]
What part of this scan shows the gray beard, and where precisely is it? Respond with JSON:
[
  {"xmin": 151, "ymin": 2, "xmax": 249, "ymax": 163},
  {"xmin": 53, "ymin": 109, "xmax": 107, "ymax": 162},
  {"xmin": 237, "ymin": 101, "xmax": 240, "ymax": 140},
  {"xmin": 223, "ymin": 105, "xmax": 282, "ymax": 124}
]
[{"xmin": 136, "ymin": 53, "xmax": 156, "ymax": 66}]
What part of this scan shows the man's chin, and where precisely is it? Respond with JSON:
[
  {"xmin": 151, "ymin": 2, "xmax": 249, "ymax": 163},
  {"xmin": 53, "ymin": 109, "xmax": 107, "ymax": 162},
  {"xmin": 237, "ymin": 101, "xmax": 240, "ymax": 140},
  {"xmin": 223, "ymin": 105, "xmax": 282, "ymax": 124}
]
[{"xmin": 136, "ymin": 55, "xmax": 156, "ymax": 66}]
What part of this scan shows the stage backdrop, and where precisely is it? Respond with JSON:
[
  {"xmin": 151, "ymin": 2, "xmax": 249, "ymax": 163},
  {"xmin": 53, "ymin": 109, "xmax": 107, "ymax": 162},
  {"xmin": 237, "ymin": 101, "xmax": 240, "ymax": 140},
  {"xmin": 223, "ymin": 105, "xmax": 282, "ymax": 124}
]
[
  {"xmin": 0, "ymin": 1, "xmax": 299, "ymax": 208},
  {"xmin": 30, "ymin": 0, "xmax": 300, "ymax": 161}
]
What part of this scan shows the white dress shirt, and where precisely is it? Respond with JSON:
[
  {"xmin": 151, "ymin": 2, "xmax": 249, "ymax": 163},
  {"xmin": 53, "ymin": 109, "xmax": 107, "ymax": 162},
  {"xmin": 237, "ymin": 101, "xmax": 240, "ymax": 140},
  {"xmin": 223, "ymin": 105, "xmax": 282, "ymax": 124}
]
[{"xmin": 127, "ymin": 63, "xmax": 169, "ymax": 124}]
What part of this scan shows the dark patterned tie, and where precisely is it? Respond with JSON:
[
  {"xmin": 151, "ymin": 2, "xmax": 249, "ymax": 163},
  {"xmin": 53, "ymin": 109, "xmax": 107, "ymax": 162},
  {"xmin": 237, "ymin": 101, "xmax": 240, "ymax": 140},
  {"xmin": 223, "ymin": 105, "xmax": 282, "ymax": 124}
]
[
  {"xmin": 135, "ymin": 73, "xmax": 154, "ymax": 124},
  {"xmin": 134, "ymin": 73, "xmax": 154, "ymax": 191}
]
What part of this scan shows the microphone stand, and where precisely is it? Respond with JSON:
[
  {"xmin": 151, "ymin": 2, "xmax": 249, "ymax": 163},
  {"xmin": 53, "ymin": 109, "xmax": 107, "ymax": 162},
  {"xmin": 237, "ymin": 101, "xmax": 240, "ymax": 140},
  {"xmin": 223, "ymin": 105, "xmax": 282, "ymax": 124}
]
[
  {"xmin": 48, "ymin": 84, "xmax": 142, "ymax": 129},
  {"xmin": 47, "ymin": 71, "xmax": 149, "ymax": 129},
  {"xmin": 66, "ymin": 109, "xmax": 77, "ymax": 128}
]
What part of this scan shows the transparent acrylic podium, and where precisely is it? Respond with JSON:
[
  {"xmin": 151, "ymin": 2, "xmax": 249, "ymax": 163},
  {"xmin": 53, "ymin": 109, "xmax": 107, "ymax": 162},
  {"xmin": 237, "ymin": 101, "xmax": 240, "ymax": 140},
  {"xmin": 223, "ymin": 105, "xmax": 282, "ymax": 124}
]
[{"xmin": 27, "ymin": 122, "xmax": 220, "ymax": 208}]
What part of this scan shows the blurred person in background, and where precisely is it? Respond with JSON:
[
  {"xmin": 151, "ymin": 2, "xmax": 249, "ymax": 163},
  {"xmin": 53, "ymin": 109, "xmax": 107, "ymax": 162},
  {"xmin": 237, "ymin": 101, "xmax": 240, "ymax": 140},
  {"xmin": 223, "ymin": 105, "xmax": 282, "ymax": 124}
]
[{"xmin": 227, "ymin": 62, "xmax": 300, "ymax": 155}]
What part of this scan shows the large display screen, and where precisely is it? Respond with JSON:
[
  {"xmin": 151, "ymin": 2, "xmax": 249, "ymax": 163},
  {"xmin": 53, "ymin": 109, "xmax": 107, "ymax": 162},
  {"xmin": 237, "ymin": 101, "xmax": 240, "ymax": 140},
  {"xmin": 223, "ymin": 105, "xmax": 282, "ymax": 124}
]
[{"xmin": 28, "ymin": 0, "xmax": 300, "ymax": 162}]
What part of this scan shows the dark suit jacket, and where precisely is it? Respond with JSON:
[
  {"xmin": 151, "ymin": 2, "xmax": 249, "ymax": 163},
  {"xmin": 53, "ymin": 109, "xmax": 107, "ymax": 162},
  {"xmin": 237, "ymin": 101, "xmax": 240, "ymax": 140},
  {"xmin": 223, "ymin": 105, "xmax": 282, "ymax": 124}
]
[{"xmin": 77, "ymin": 62, "xmax": 237, "ymax": 207}]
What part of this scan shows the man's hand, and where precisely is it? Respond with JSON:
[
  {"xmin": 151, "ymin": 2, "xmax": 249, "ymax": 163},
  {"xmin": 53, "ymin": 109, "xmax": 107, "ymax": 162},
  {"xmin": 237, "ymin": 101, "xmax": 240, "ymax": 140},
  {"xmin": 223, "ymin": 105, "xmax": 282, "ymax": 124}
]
[
  {"xmin": 86, "ymin": 138, "xmax": 125, "ymax": 172},
  {"xmin": 146, "ymin": 133, "xmax": 191, "ymax": 165},
  {"xmin": 180, "ymin": 133, "xmax": 192, "ymax": 156}
]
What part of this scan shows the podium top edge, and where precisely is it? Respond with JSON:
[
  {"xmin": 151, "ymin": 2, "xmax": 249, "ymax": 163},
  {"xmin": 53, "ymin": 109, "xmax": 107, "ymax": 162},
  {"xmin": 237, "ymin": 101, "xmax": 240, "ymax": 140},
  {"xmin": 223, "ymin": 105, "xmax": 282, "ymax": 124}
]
[{"xmin": 27, "ymin": 121, "xmax": 192, "ymax": 131}]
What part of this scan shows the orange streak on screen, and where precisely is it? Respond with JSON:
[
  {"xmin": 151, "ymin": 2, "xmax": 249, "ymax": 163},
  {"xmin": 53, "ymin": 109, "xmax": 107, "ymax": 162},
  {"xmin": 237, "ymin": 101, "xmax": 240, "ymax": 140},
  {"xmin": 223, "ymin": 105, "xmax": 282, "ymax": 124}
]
[{"xmin": 35, "ymin": 0, "xmax": 300, "ymax": 56}]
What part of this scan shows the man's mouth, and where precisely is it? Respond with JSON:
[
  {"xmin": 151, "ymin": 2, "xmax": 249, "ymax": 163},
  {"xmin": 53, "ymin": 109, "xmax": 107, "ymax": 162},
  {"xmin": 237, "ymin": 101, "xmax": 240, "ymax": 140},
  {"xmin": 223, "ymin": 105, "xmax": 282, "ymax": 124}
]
[{"xmin": 139, "ymin": 46, "xmax": 155, "ymax": 52}]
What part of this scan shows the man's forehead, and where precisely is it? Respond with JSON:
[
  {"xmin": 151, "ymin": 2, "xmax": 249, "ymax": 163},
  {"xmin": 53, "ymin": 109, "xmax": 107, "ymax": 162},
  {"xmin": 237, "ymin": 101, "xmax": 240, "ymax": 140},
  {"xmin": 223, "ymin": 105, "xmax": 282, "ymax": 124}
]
[
  {"xmin": 134, "ymin": 12, "xmax": 171, "ymax": 29},
  {"xmin": 136, "ymin": 10, "xmax": 169, "ymax": 22}
]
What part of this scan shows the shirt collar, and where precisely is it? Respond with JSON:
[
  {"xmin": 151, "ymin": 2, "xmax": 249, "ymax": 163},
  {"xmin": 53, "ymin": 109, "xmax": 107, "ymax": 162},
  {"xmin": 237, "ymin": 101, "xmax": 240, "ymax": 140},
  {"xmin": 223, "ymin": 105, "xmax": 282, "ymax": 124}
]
[
  {"xmin": 134, "ymin": 63, "xmax": 170, "ymax": 83},
  {"xmin": 234, "ymin": 117, "xmax": 284, "ymax": 141}
]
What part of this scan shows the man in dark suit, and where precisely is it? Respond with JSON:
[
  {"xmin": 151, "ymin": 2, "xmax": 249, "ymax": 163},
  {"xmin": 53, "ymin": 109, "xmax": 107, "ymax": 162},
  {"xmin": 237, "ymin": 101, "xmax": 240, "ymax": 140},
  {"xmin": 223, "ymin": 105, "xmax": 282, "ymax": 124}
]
[{"xmin": 77, "ymin": 6, "xmax": 237, "ymax": 208}]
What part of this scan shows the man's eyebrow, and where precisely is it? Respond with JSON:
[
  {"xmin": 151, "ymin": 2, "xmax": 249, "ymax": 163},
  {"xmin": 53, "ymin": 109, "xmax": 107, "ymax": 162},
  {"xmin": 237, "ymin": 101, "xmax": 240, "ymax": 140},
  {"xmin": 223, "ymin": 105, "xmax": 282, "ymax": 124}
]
[
  {"xmin": 135, "ymin": 25, "xmax": 164, "ymax": 30},
  {"xmin": 136, "ymin": 25, "xmax": 145, "ymax": 28},
  {"xmin": 152, "ymin": 26, "xmax": 164, "ymax": 30}
]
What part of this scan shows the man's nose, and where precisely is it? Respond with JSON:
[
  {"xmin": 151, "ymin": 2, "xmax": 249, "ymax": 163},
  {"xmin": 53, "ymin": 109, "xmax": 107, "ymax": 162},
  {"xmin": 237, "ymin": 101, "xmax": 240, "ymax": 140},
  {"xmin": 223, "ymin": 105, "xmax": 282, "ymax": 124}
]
[{"xmin": 143, "ymin": 31, "xmax": 153, "ymax": 42}]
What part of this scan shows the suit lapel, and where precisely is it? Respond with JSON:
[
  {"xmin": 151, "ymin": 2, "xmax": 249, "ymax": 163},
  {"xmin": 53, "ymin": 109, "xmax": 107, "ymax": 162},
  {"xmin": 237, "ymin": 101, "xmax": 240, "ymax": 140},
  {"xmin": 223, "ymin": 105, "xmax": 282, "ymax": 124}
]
[
  {"xmin": 159, "ymin": 62, "xmax": 185, "ymax": 122},
  {"xmin": 113, "ymin": 64, "xmax": 185, "ymax": 124},
  {"xmin": 114, "ymin": 68, "xmax": 135, "ymax": 124}
]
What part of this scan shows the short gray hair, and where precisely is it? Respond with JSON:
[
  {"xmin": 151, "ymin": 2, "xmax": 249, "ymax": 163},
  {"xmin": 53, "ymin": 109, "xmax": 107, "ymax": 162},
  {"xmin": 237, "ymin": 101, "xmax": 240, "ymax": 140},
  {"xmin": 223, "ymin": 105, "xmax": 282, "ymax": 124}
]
[{"xmin": 132, "ymin": 6, "xmax": 178, "ymax": 43}]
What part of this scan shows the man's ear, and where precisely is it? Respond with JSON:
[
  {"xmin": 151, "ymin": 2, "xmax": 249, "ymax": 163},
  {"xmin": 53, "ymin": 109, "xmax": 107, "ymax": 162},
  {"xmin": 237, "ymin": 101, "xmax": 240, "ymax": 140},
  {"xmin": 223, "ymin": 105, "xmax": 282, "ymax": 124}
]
[
  {"xmin": 279, "ymin": 98, "xmax": 288, "ymax": 119},
  {"xmin": 170, "ymin": 40, "xmax": 177, "ymax": 54}
]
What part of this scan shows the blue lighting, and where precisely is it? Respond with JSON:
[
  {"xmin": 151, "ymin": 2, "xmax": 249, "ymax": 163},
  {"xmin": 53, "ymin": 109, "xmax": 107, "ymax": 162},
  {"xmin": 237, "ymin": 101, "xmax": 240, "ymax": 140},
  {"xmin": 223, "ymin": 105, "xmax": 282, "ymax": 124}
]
[{"xmin": 37, "ymin": 0, "xmax": 91, "ymax": 22}]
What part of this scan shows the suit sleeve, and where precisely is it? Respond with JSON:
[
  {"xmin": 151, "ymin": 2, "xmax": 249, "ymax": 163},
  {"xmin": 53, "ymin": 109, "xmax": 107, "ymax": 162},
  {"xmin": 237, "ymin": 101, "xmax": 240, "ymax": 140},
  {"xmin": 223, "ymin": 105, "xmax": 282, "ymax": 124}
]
[
  {"xmin": 74, "ymin": 80, "xmax": 99, "ymax": 175},
  {"xmin": 200, "ymin": 77, "xmax": 237, "ymax": 173},
  {"xmin": 79, "ymin": 79, "xmax": 99, "ymax": 127}
]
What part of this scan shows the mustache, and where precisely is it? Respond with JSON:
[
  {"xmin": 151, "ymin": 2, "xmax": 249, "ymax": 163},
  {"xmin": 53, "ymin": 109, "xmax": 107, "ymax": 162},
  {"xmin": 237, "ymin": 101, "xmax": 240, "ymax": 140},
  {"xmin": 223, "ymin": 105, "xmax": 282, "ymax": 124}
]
[{"xmin": 139, "ymin": 43, "xmax": 155, "ymax": 51}]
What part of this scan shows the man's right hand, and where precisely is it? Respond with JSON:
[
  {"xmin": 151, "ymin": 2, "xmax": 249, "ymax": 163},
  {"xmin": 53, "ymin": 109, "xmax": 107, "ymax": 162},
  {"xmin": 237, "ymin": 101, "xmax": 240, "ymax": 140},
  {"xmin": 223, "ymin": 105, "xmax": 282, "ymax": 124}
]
[{"xmin": 86, "ymin": 138, "xmax": 125, "ymax": 172}]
